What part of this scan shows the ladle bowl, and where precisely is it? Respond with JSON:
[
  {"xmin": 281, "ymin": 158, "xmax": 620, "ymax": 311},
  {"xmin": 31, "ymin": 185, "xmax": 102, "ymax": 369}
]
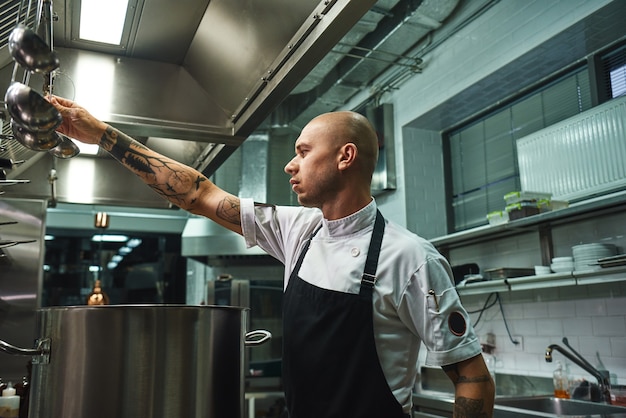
[
  {"xmin": 48, "ymin": 134, "xmax": 80, "ymax": 159},
  {"xmin": 8, "ymin": 24, "xmax": 59, "ymax": 73},
  {"xmin": 11, "ymin": 120, "xmax": 62, "ymax": 151},
  {"xmin": 5, "ymin": 82, "xmax": 62, "ymax": 132}
]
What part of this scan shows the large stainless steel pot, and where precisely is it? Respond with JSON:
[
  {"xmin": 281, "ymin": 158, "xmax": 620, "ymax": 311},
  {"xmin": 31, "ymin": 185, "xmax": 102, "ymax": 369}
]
[{"xmin": 0, "ymin": 304, "xmax": 271, "ymax": 418}]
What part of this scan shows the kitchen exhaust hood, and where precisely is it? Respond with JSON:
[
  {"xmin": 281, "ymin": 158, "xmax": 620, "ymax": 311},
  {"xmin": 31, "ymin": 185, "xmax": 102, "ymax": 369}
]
[
  {"xmin": 182, "ymin": 216, "xmax": 267, "ymax": 258},
  {"xmin": 1, "ymin": 0, "xmax": 378, "ymax": 178}
]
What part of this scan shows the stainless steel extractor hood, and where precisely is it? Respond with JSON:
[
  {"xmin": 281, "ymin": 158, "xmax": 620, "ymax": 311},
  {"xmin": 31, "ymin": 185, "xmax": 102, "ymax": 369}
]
[
  {"xmin": 0, "ymin": 0, "xmax": 378, "ymax": 179},
  {"xmin": 182, "ymin": 216, "xmax": 267, "ymax": 258}
]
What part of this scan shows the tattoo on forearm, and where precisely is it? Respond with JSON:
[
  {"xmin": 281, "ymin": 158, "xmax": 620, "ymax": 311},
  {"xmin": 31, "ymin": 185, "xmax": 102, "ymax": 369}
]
[
  {"xmin": 442, "ymin": 364, "xmax": 460, "ymax": 381},
  {"xmin": 454, "ymin": 397, "xmax": 487, "ymax": 418},
  {"xmin": 101, "ymin": 127, "xmax": 208, "ymax": 208},
  {"xmin": 457, "ymin": 375, "xmax": 492, "ymax": 384},
  {"xmin": 217, "ymin": 196, "xmax": 241, "ymax": 226},
  {"xmin": 442, "ymin": 364, "xmax": 491, "ymax": 385},
  {"xmin": 442, "ymin": 364, "xmax": 492, "ymax": 417}
]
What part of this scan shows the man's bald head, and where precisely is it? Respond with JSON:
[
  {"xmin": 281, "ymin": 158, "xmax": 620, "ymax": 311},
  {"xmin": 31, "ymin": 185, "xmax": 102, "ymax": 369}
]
[{"xmin": 309, "ymin": 111, "xmax": 379, "ymax": 179}]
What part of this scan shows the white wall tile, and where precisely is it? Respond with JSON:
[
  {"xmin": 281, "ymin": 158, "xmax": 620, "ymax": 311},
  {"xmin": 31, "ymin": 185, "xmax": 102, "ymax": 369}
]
[
  {"xmin": 549, "ymin": 300, "xmax": 577, "ymax": 318},
  {"xmin": 591, "ymin": 316, "xmax": 626, "ymax": 337},
  {"xmin": 561, "ymin": 317, "xmax": 593, "ymax": 336},
  {"xmin": 536, "ymin": 319, "xmax": 564, "ymax": 336},
  {"xmin": 578, "ymin": 336, "xmax": 613, "ymax": 358},
  {"xmin": 523, "ymin": 302, "xmax": 548, "ymax": 319},
  {"xmin": 610, "ymin": 338, "xmax": 626, "ymax": 358},
  {"xmin": 607, "ymin": 298, "xmax": 626, "ymax": 315},
  {"xmin": 575, "ymin": 299, "xmax": 608, "ymax": 317}
]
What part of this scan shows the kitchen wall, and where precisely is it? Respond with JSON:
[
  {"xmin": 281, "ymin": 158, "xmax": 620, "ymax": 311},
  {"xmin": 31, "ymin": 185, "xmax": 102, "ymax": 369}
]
[
  {"xmin": 445, "ymin": 214, "xmax": 626, "ymax": 386},
  {"xmin": 185, "ymin": 0, "xmax": 626, "ymax": 390},
  {"xmin": 341, "ymin": 0, "xmax": 626, "ymax": 387},
  {"xmin": 370, "ymin": 0, "xmax": 626, "ymax": 384}
]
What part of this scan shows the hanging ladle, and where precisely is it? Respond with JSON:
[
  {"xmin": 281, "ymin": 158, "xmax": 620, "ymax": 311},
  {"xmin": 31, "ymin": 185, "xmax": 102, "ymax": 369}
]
[
  {"xmin": 5, "ymin": 81, "xmax": 62, "ymax": 132},
  {"xmin": 11, "ymin": 119, "xmax": 62, "ymax": 151},
  {"xmin": 48, "ymin": 133, "xmax": 80, "ymax": 159},
  {"xmin": 8, "ymin": 23, "xmax": 59, "ymax": 74}
]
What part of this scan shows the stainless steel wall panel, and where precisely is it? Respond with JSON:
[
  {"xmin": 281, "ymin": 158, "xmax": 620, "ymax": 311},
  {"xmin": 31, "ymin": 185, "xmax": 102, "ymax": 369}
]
[{"xmin": 0, "ymin": 197, "xmax": 46, "ymax": 382}]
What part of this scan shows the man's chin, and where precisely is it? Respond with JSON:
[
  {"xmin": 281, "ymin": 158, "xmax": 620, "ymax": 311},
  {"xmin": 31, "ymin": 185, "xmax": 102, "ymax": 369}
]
[{"xmin": 296, "ymin": 195, "xmax": 315, "ymax": 208}]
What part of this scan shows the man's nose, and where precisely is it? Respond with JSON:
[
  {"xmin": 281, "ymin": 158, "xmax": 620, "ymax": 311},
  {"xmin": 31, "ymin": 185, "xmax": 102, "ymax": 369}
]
[{"xmin": 284, "ymin": 157, "xmax": 297, "ymax": 174}]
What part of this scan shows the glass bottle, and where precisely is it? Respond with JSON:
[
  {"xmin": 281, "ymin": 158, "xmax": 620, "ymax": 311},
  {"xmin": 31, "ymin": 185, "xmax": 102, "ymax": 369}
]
[{"xmin": 553, "ymin": 361, "xmax": 570, "ymax": 399}]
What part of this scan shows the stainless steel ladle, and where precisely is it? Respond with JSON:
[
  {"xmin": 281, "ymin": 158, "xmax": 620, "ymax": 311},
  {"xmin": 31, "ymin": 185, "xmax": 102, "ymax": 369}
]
[
  {"xmin": 48, "ymin": 134, "xmax": 80, "ymax": 159},
  {"xmin": 11, "ymin": 119, "xmax": 62, "ymax": 151},
  {"xmin": 8, "ymin": 24, "xmax": 59, "ymax": 74},
  {"xmin": 5, "ymin": 81, "xmax": 62, "ymax": 132}
]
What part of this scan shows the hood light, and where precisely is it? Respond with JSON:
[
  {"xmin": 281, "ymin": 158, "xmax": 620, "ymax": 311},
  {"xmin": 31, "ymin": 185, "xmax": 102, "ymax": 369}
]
[{"xmin": 79, "ymin": 0, "xmax": 129, "ymax": 45}]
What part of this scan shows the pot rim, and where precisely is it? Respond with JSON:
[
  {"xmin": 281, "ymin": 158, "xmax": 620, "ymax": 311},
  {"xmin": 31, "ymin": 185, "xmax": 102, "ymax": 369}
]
[{"xmin": 37, "ymin": 304, "xmax": 249, "ymax": 312}]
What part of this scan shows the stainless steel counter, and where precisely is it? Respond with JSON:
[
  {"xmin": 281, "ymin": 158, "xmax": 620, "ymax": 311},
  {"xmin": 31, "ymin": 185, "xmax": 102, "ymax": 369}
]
[{"xmin": 413, "ymin": 392, "xmax": 626, "ymax": 418}]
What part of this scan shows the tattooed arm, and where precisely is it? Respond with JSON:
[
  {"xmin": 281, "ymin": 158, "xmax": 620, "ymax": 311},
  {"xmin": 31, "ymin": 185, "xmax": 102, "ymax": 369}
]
[
  {"xmin": 49, "ymin": 96, "xmax": 243, "ymax": 235},
  {"xmin": 442, "ymin": 354, "xmax": 495, "ymax": 418}
]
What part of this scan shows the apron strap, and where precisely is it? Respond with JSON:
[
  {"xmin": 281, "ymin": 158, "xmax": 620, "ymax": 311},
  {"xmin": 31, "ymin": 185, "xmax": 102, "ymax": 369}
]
[
  {"xmin": 290, "ymin": 210, "xmax": 385, "ymax": 299},
  {"xmin": 291, "ymin": 223, "xmax": 323, "ymax": 278},
  {"xmin": 359, "ymin": 210, "xmax": 385, "ymax": 299}
]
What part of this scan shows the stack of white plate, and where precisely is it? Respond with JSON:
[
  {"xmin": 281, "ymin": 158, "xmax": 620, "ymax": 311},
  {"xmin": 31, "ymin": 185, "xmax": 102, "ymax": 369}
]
[
  {"xmin": 551, "ymin": 257, "xmax": 574, "ymax": 273},
  {"xmin": 572, "ymin": 243, "xmax": 617, "ymax": 271},
  {"xmin": 534, "ymin": 265, "xmax": 552, "ymax": 275}
]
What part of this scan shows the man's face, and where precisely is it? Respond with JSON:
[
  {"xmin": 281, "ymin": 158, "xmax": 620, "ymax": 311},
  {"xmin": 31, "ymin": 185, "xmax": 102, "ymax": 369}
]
[{"xmin": 284, "ymin": 118, "xmax": 342, "ymax": 208}]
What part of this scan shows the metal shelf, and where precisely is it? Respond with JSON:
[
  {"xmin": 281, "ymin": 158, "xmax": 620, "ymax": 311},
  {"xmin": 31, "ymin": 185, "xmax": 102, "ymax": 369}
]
[
  {"xmin": 431, "ymin": 190, "xmax": 626, "ymax": 250},
  {"xmin": 456, "ymin": 266, "xmax": 626, "ymax": 296}
]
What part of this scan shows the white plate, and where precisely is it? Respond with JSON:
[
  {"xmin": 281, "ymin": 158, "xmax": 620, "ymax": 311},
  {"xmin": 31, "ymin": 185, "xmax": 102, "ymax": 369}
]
[{"xmin": 551, "ymin": 264, "xmax": 573, "ymax": 273}]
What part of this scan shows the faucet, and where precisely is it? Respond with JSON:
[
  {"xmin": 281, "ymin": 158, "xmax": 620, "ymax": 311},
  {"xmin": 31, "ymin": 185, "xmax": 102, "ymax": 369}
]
[{"xmin": 545, "ymin": 338, "xmax": 611, "ymax": 404}]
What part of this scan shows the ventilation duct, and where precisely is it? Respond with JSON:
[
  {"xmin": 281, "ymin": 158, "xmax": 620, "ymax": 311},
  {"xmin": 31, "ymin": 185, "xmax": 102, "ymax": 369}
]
[{"xmin": 181, "ymin": 133, "xmax": 271, "ymax": 260}]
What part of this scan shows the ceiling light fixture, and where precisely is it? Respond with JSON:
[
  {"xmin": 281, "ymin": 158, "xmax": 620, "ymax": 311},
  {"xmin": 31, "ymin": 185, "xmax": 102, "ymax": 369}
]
[
  {"xmin": 126, "ymin": 238, "xmax": 142, "ymax": 248},
  {"xmin": 92, "ymin": 234, "xmax": 128, "ymax": 242},
  {"xmin": 79, "ymin": 0, "xmax": 130, "ymax": 45},
  {"xmin": 118, "ymin": 246, "xmax": 132, "ymax": 255}
]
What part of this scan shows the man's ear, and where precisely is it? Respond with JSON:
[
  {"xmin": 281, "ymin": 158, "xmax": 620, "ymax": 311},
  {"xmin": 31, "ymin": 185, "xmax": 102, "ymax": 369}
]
[{"xmin": 338, "ymin": 143, "xmax": 357, "ymax": 171}]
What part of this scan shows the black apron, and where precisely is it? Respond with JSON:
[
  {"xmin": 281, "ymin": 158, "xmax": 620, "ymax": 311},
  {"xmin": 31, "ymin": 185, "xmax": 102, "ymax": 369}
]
[{"xmin": 282, "ymin": 210, "xmax": 409, "ymax": 418}]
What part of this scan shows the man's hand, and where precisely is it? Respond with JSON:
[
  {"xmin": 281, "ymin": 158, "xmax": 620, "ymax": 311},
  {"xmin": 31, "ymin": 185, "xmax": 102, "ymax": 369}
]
[{"xmin": 48, "ymin": 96, "xmax": 108, "ymax": 145}]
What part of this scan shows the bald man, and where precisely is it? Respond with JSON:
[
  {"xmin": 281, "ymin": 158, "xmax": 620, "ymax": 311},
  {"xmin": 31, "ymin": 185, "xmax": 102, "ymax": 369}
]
[{"xmin": 50, "ymin": 96, "xmax": 495, "ymax": 418}]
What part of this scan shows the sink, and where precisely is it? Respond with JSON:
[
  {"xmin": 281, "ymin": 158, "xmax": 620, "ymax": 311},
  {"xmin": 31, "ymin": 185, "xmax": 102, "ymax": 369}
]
[{"xmin": 496, "ymin": 396, "xmax": 626, "ymax": 416}]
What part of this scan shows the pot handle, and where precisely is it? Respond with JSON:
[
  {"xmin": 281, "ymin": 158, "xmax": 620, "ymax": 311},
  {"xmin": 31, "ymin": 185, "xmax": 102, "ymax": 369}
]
[
  {"xmin": 245, "ymin": 330, "xmax": 272, "ymax": 346},
  {"xmin": 0, "ymin": 338, "xmax": 50, "ymax": 363}
]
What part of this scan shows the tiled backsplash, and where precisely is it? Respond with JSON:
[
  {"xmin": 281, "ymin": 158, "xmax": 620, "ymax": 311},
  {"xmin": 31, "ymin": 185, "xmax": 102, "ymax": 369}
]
[
  {"xmin": 455, "ymin": 282, "xmax": 626, "ymax": 387},
  {"xmin": 426, "ymin": 209, "xmax": 626, "ymax": 388}
]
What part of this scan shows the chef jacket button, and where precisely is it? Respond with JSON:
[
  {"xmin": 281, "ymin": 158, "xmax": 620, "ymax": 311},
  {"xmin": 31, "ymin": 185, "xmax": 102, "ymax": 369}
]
[{"xmin": 351, "ymin": 247, "xmax": 360, "ymax": 257}]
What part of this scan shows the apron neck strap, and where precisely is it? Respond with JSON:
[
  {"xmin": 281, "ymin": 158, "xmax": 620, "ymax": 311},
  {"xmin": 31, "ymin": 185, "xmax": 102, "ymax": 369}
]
[
  {"xmin": 291, "ymin": 223, "xmax": 323, "ymax": 278},
  {"xmin": 359, "ymin": 209, "xmax": 385, "ymax": 299},
  {"xmin": 290, "ymin": 209, "xmax": 386, "ymax": 299}
]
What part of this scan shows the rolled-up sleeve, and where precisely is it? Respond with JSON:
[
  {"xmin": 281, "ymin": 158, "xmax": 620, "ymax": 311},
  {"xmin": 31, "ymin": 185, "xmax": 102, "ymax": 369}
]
[
  {"xmin": 400, "ymin": 256, "xmax": 481, "ymax": 366},
  {"xmin": 240, "ymin": 199, "xmax": 322, "ymax": 268}
]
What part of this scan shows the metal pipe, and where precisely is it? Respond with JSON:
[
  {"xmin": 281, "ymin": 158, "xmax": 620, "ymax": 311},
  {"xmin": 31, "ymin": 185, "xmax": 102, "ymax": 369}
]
[{"xmin": 36, "ymin": 0, "xmax": 54, "ymax": 95}]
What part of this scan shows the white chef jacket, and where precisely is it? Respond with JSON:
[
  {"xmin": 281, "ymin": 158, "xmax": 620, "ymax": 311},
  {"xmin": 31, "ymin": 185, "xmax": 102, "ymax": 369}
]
[{"xmin": 240, "ymin": 198, "xmax": 481, "ymax": 412}]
